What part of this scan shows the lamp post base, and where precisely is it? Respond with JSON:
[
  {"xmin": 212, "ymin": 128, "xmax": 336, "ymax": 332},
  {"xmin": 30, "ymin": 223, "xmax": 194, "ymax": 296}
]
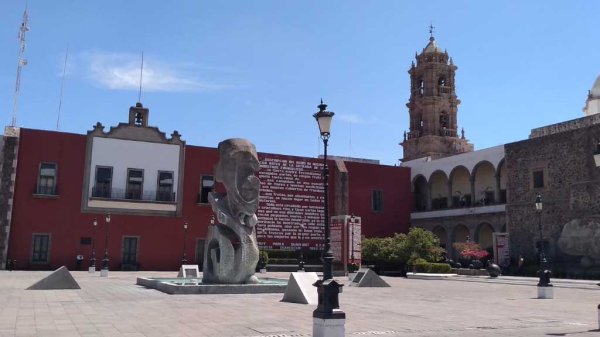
[
  {"xmin": 88, "ymin": 266, "xmax": 96, "ymax": 273},
  {"xmin": 100, "ymin": 269, "xmax": 109, "ymax": 277},
  {"xmin": 537, "ymin": 285, "xmax": 554, "ymax": 299},
  {"xmin": 313, "ymin": 316, "xmax": 345, "ymax": 337}
]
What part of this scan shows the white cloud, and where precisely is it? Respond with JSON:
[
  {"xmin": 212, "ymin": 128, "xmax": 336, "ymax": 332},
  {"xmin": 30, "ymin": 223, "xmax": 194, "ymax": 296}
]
[
  {"xmin": 337, "ymin": 113, "xmax": 362, "ymax": 124},
  {"xmin": 78, "ymin": 51, "xmax": 228, "ymax": 92}
]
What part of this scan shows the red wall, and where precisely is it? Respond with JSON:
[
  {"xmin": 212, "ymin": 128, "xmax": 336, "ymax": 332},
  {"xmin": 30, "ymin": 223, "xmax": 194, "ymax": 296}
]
[
  {"xmin": 345, "ymin": 161, "xmax": 412, "ymax": 237},
  {"xmin": 7, "ymin": 129, "xmax": 411, "ymax": 271}
]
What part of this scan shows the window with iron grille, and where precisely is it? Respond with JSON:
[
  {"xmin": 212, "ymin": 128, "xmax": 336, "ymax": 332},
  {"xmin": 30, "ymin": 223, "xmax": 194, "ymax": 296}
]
[
  {"xmin": 37, "ymin": 163, "xmax": 57, "ymax": 195},
  {"xmin": 533, "ymin": 170, "xmax": 544, "ymax": 189},
  {"xmin": 31, "ymin": 234, "xmax": 50, "ymax": 263},
  {"xmin": 372, "ymin": 189, "xmax": 384, "ymax": 213},
  {"xmin": 157, "ymin": 171, "xmax": 174, "ymax": 201},
  {"xmin": 199, "ymin": 175, "xmax": 214, "ymax": 203},
  {"xmin": 94, "ymin": 166, "xmax": 113, "ymax": 198},
  {"xmin": 126, "ymin": 169, "xmax": 144, "ymax": 200}
]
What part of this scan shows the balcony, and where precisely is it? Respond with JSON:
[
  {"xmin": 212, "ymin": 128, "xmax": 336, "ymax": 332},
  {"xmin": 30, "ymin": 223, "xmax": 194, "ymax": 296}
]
[
  {"xmin": 33, "ymin": 185, "xmax": 59, "ymax": 198},
  {"xmin": 91, "ymin": 187, "xmax": 176, "ymax": 203},
  {"xmin": 411, "ymin": 203, "xmax": 506, "ymax": 220}
]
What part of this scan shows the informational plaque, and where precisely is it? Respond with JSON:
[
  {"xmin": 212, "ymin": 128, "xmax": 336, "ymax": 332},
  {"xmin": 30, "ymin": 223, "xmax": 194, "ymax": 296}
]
[
  {"xmin": 257, "ymin": 155, "xmax": 325, "ymax": 250},
  {"xmin": 330, "ymin": 218, "xmax": 344, "ymax": 262},
  {"xmin": 493, "ymin": 232, "xmax": 510, "ymax": 268}
]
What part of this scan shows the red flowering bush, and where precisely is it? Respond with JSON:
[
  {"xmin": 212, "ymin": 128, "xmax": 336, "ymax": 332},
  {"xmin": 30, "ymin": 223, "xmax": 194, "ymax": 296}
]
[{"xmin": 452, "ymin": 242, "xmax": 489, "ymax": 260}]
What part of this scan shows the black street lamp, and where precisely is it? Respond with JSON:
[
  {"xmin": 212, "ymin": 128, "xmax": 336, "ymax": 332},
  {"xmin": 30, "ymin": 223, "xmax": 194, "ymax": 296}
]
[
  {"xmin": 312, "ymin": 99, "xmax": 345, "ymax": 321},
  {"xmin": 298, "ymin": 223, "xmax": 306, "ymax": 271},
  {"xmin": 182, "ymin": 221, "xmax": 189, "ymax": 264},
  {"xmin": 102, "ymin": 213, "xmax": 111, "ymax": 272},
  {"xmin": 535, "ymin": 194, "xmax": 552, "ymax": 287},
  {"xmin": 90, "ymin": 218, "xmax": 98, "ymax": 270}
]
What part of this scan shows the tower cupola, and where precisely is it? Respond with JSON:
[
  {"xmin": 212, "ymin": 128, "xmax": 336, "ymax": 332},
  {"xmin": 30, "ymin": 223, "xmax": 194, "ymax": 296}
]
[{"xmin": 400, "ymin": 29, "xmax": 473, "ymax": 162}]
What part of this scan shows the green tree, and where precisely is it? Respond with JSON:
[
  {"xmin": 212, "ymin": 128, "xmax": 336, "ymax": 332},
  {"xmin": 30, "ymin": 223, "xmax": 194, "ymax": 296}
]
[{"xmin": 362, "ymin": 228, "xmax": 443, "ymax": 270}]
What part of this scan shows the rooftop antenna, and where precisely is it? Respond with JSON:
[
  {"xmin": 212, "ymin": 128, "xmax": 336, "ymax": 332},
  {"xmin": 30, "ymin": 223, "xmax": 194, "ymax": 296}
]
[
  {"xmin": 138, "ymin": 50, "xmax": 144, "ymax": 103},
  {"xmin": 56, "ymin": 44, "xmax": 69, "ymax": 130},
  {"xmin": 11, "ymin": 5, "xmax": 30, "ymax": 127}
]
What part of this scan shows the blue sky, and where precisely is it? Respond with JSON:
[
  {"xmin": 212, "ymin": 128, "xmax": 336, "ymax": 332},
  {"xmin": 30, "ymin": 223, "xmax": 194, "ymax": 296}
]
[{"xmin": 1, "ymin": 1, "xmax": 599, "ymax": 165}]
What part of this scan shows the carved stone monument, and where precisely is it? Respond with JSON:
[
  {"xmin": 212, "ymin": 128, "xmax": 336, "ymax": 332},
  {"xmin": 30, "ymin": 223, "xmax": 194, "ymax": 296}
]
[
  {"xmin": 557, "ymin": 216, "xmax": 600, "ymax": 267},
  {"xmin": 203, "ymin": 139, "xmax": 260, "ymax": 284}
]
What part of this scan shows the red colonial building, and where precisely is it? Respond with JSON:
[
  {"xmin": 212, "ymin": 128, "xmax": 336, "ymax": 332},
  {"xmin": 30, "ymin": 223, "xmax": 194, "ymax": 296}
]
[{"xmin": 0, "ymin": 103, "xmax": 411, "ymax": 271}]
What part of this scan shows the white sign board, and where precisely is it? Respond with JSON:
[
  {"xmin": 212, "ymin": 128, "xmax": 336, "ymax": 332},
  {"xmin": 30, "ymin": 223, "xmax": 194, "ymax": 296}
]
[{"xmin": 493, "ymin": 232, "xmax": 510, "ymax": 268}]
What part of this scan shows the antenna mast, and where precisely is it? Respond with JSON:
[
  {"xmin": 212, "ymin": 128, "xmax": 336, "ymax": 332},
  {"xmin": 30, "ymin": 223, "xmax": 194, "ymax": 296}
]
[
  {"xmin": 11, "ymin": 6, "xmax": 30, "ymax": 127},
  {"xmin": 56, "ymin": 45, "xmax": 69, "ymax": 130},
  {"xmin": 138, "ymin": 51, "xmax": 144, "ymax": 103}
]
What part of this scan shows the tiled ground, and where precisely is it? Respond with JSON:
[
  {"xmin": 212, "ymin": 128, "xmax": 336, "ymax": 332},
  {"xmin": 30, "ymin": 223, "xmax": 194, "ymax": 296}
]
[{"xmin": 0, "ymin": 270, "xmax": 599, "ymax": 336}]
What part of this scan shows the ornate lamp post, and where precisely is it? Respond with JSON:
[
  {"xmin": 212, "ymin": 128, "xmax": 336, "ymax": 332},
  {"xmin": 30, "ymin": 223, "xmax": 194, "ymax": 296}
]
[
  {"xmin": 312, "ymin": 99, "xmax": 345, "ymax": 335},
  {"xmin": 298, "ymin": 223, "xmax": 306, "ymax": 271},
  {"xmin": 89, "ymin": 218, "xmax": 98, "ymax": 272},
  {"xmin": 535, "ymin": 195, "xmax": 552, "ymax": 294},
  {"xmin": 182, "ymin": 221, "xmax": 189, "ymax": 264},
  {"xmin": 101, "ymin": 213, "xmax": 111, "ymax": 277}
]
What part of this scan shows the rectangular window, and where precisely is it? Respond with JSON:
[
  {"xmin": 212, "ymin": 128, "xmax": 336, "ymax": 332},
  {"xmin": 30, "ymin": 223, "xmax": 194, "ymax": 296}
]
[
  {"xmin": 31, "ymin": 234, "xmax": 50, "ymax": 263},
  {"xmin": 93, "ymin": 166, "xmax": 113, "ymax": 198},
  {"xmin": 126, "ymin": 169, "xmax": 144, "ymax": 200},
  {"xmin": 156, "ymin": 171, "xmax": 174, "ymax": 202},
  {"xmin": 198, "ymin": 175, "xmax": 214, "ymax": 204},
  {"xmin": 37, "ymin": 162, "xmax": 57, "ymax": 195},
  {"xmin": 372, "ymin": 189, "xmax": 383, "ymax": 212},
  {"xmin": 533, "ymin": 170, "xmax": 544, "ymax": 189},
  {"xmin": 122, "ymin": 237, "xmax": 139, "ymax": 267}
]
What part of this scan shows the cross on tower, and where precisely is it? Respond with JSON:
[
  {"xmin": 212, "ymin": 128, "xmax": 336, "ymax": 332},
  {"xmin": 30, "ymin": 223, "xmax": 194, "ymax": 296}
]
[{"xmin": 429, "ymin": 23, "xmax": 435, "ymax": 38}]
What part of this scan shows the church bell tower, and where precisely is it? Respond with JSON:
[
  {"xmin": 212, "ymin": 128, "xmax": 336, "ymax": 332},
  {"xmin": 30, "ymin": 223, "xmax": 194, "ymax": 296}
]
[{"xmin": 400, "ymin": 29, "xmax": 473, "ymax": 162}]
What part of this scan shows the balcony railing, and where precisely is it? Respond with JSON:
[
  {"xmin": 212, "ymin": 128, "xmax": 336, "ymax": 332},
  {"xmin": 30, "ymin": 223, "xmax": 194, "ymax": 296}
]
[
  {"xmin": 91, "ymin": 187, "xmax": 176, "ymax": 203},
  {"xmin": 34, "ymin": 185, "xmax": 58, "ymax": 196}
]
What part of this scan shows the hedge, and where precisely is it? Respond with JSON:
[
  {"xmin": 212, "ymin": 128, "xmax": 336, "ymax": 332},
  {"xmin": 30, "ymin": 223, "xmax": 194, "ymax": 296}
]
[{"xmin": 413, "ymin": 262, "xmax": 452, "ymax": 274}]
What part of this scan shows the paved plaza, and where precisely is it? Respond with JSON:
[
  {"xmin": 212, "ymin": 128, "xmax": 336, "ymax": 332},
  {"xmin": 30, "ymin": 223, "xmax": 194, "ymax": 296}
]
[{"xmin": 0, "ymin": 270, "xmax": 599, "ymax": 336}]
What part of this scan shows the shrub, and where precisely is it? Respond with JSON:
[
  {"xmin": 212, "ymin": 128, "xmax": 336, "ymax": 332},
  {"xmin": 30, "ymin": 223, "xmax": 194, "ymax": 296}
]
[
  {"xmin": 412, "ymin": 261, "xmax": 452, "ymax": 274},
  {"xmin": 362, "ymin": 228, "xmax": 444, "ymax": 272},
  {"xmin": 258, "ymin": 251, "xmax": 269, "ymax": 265},
  {"xmin": 427, "ymin": 263, "xmax": 452, "ymax": 274},
  {"xmin": 452, "ymin": 242, "xmax": 489, "ymax": 261}
]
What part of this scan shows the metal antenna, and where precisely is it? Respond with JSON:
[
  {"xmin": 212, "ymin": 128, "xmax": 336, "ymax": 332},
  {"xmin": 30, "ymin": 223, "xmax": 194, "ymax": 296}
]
[
  {"xmin": 138, "ymin": 50, "xmax": 144, "ymax": 103},
  {"xmin": 11, "ymin": 5, "xmax": 30, "ymax": 127},
  {"xmin": 56, "ymin": 44, "xmax": 69, "ymax": 130},
  {"xmin": 429, "ymin": 23, "xmax": 435, "ymax": 38}
]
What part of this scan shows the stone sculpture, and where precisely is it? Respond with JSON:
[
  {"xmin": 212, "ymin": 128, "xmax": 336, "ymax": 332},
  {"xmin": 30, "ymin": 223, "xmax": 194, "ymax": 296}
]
[
  {"xmin": 557, "ymin": 216, "xmax": 600, "ymax": 267},
  {"xmin": 203, "ymin": 139, "xmax": 260, "ymax": 284}
]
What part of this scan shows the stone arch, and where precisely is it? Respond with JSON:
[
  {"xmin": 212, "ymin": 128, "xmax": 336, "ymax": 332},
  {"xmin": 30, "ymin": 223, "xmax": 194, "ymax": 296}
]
[
  {"xmin": 449, "ymin": 166, "xmax": 470, "ymax": 207},
  {"xmin": 429, "ymin": 170, "xmax": 448, "ymax": 210},
  {"xmin": 475, "ymin": 222, "xmax": 494, "ymax": 253},
  {"xmin": 413, "ymin": 175, "xmax": 428, "ymax": 211},
  {"xmin": 432, "ymin": 226, "xmax": 447, "ymax": 249},
  {"xmin": 451, "ymin": 224, "xmax": 470, "ymax": 260},
  {"xmin": 472, "ymin": 161, "xmax": 496, "ymax": 205}
]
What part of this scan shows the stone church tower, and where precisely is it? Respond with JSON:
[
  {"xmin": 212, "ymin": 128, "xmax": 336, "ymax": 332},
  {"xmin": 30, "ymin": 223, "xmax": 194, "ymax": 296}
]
[{"xmin": 401, "ymin": 33, "xmax": 473, "ymax": 162}]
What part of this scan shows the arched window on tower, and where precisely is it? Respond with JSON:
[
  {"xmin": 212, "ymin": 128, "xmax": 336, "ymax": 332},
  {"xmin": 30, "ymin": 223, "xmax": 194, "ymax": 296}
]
[
  {"xmin": 439, "ymin": 111, "xmax": 449, "ymax": 136},
  {"xmin": 438, "ymin": 76, "xmax": 449, "ymax": 95},
  {"xmin": 418, "ymin": 78, "xmax": 424, "ymax": 96}
]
